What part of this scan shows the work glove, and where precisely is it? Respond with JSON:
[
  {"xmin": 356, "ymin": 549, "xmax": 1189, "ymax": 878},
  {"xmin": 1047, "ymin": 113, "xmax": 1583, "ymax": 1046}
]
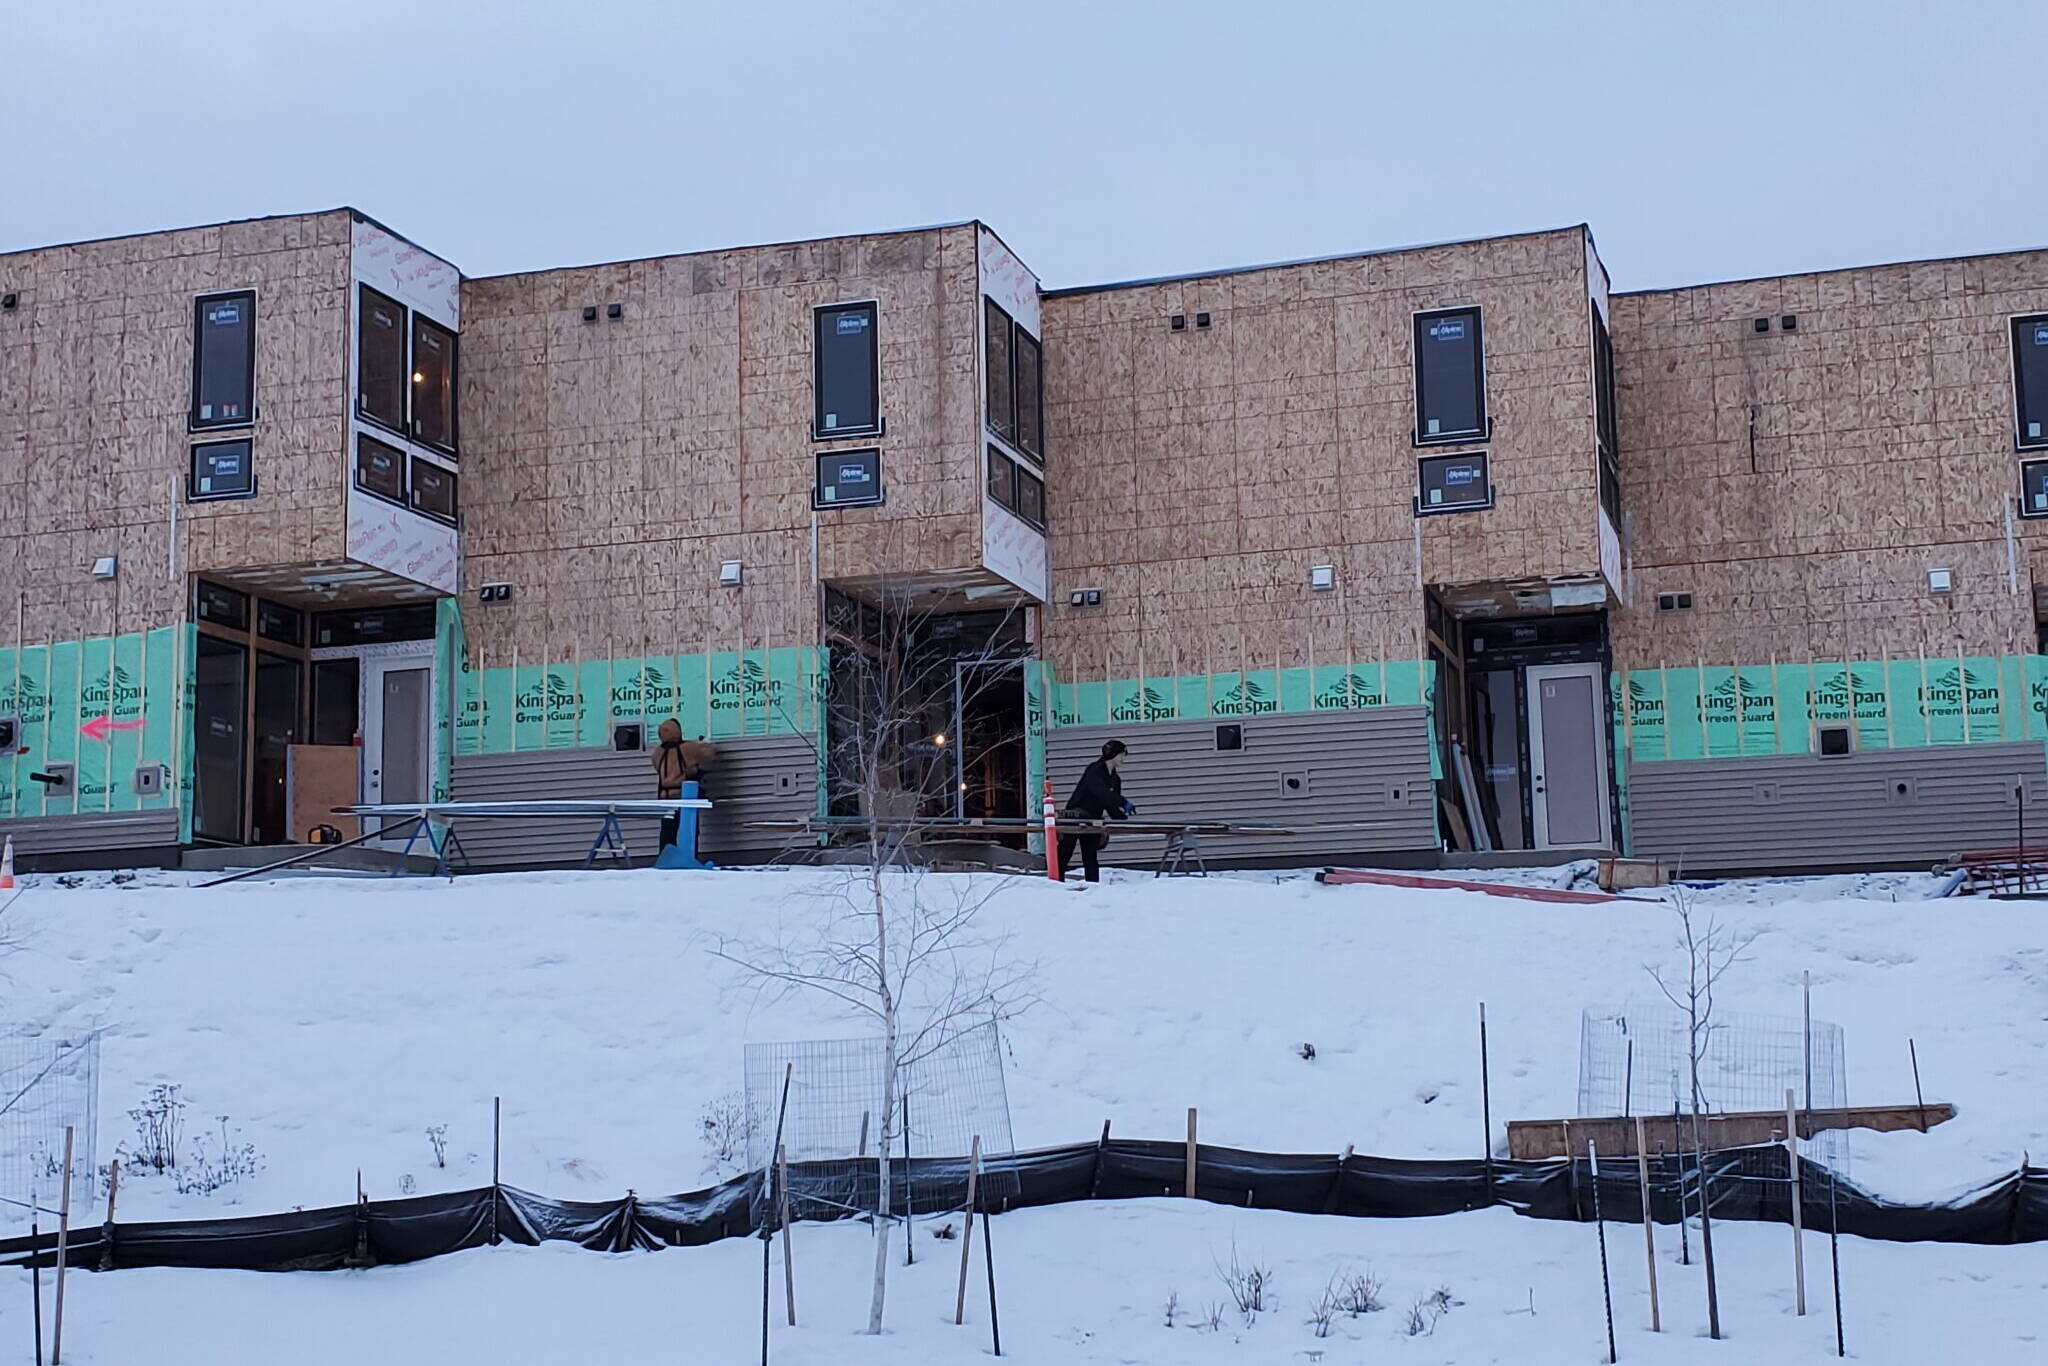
[{"xmin": 1121, "ymin": 800, "xmax": 1137, "ymax": 818}]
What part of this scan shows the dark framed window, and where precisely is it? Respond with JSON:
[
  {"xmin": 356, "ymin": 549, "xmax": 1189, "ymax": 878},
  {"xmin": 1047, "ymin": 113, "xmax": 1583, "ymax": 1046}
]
[
  {"xmin": 1015, "ymin": 465, "xmax": 1045, "ymax": 528},
  {"xmin": 1416, "ymin": 450, "xmax": 1493, "ymax": 515},
  {"xmin": 814, "ymin": 302, "xmax": 879, "ymax": 437},
  {"xmin": 357, "ymin": 284, "xmax": 409, "ymax": 432},
  {"xmin": 986, "ymin": 445, "xmax": 1015, "ymax": 509},
  {"xmin": 355, "ymin": 433, "xmax": 407, "ymax": 504},
  {"xmin": 409, "ymin": 456, "xmax": 458, "ymax": 524},
  {"xmin": 256, "ymin": 599, "xmax": 304, "ymax": 647},
  {"xmin": 1414, "ymin": 307, "xmax": 1487, "ymax": 444},
  {"xmin": 1015, "ymin": 328, "xmax": 1043, "ymax": 459},
  {"xmin": 2022, "ymin": 459, "xmax": 2048, "ymax": 519},
  {"xmin": 189, "ymin": 438, "xmax": 255, "ymax": 502},
  {"xmin": 311, "ymin": 659, "xmax": 360, "ymax": 745},
  {"xmin": 192, "ymin": 635, "xmax": 247, "ymax": 843},
  {"xmin": 2015, "ymin": 315, "xmax": 2048, "ymax": 450},
  {"xmin": 1593, "ymin": 306, "xmax": 1621, "ymax": 522},
  {"xmin": 985, "ymin": 299, "xmax": 1015, "ymax": 443},
  {"xmin": 815, "ymin": 448, "xmax": 882, "ymax": 508},
  {"xmin": 195, "ymin": 580, "xmax": 250, "ymax": 630},
  {"xmin": 313, "ymin": 603, "xmax": 437, "ymax": 647},
  {"xmin": 411, "ymin": 314, "xmax": 458, "ymax": 453},
  {"xmin": 191, "ymin": 290, "xmax": 255, "ymax": 429}
]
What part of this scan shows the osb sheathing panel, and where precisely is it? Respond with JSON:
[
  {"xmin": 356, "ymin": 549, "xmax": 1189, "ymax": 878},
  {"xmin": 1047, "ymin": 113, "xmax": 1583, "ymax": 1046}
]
[
  {"xmin": 1609, "ymin": 249, "xmax": 2048, "ymax": 669},
  {"xmin": 458, "ymin": 225, "xmax": 982, "ymax": 662},
  {"xmin": 1040, "ymin": 228, "xmax": 1603, "ymax": 679},
  {"xmin": 0, "ymin": 213, "xmax": 353, "ymax": 641}
]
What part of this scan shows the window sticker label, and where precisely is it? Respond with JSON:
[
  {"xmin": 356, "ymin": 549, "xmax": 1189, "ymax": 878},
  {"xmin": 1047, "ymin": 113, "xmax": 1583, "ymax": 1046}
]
[
  {"xmin": 1429, "ymin": 318, "xmax": 1466, "ymax": 342},
  {"xmin": 1445, "ymin": 464, "xmax": 1480, "ymax": 486},
  {"xmin": 2034, "ymin": 325, "xmax": 2048, "ymax": 346},
  {"xmin": 838, "ymin": 463, "xmax": 871, "ymax": 483},
  {"xmin": 837, "ymin": 314, "xmax": 868, "ymax": 334}
]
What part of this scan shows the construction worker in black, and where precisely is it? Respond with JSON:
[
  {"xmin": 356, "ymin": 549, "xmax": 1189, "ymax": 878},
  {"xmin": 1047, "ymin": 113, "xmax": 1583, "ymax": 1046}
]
[{"xmin": 1058, "ymin": 739, "xmax": 1133, "ymax": 882}]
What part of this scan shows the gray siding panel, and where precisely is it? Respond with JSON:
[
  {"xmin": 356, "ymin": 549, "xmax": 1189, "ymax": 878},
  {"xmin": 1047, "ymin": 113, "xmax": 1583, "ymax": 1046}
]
[
  {"xmin": 1626, "ymin": 741, "xmax": 2048, "ymax": 873},
  {"xmin": 0, "ymin": 808, "xmax": 181, "ymax": 857},
  {"xmin": 1046, "ymin": 708, "xmax": 1438, "ymax": 866},
  {"xmin": 451, "ymin": 736, "xmax": 818, "ymax": 867}
]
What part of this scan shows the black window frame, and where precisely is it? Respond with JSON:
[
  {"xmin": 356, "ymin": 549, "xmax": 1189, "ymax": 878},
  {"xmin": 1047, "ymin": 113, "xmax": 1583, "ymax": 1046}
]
[
  {"xmin": 356, "ymin": 284, "xmax": 411, "ymax": 435},
  {"xmin": 188, "ymin": 438, "xmax": 256, "ymax": 503},
  {"xmin": 1593, "ymin": 305, "xmax": 1621, "ymax": 523},
  {"xmin": 1412, "ymin": 305, "xmax": 1489, "ymax": 446},
  {"xmin": 2015, "ymin": 314, "xmax": 2048, "ymax": 451},
  {"xmin": 814, "ymin": 447, "xmax": 884, "ymax": 510},
  {"xmin": 986, "ymin": 445, "xmax": 1016, "ymax": 510},
  {"xmin": 410, "ymin": 312, "xmax": 460, "ymax": 456},
  {"xmin": 194, "ymin": 579, "xmax": 251, "ymax": 630},
  {"xmin": 812, "ymin": 301, "xmax": 882, "ymax": 440},
  {"xmin": 256, "ymin": 599, "xmax": 305, "ymax": 647},
  {"xmin": 354, "ymin": 432, "xmax": 408, "ymax": 506},
  {"xmin": 1014, "ymin": 326, "xmax": 1044, "ymax": 460},
  {"xmin": 2021, "ymin": 458, "xmax": 2048, "ymax": 520},
  {"xmin": 1414, "ymin": 450, "xmax": 1494, "ymax": 516},
  {"xmin": 190, "ymin": 289, "xmax": 257, "ymax": 431},
  {"xmin": 1014, "ymin": 464, "xmax": 1046, "ymax": 529},
  {"xmin": 985, "ymin": 297, "xmax": 1017, "ymax": 445},
  {"xmin": 408, "ymin": 455, "xmax": 459, "ymax": 525}
]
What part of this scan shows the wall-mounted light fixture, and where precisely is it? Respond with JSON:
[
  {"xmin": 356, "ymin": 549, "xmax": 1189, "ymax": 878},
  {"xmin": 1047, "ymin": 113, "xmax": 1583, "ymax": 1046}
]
[
  {"xmin": 477, "ymin": 583, "xmax": 512, "ymax": 604},
  {"xmin": 0, "ymin": 293, "xmax": 17, "ymax": 311},
  {"xmin": 607, "ymin": 303, "xmax": 623, "ymax": 320},
  {"xmin": 581, "ymin": 305, "xmax": 598, "ymax": 323},
  {"xmin": 719, "ymin": 561, "xmax": 744, "ymax": 588},
  {"xmin": 1927, "ymin": 567, "xmax": 1954, "ymax": 595},
  {"xmin": 1308, "ymin": 564, "xmax": 1336, "ymax": 591},
  {"xmin": 91, "ymin": 556, "xmax": 118, "ymax": 580},
  {"xmin": 1068, "ymin": 587, "xmax": 1102, "ymax": 607}
]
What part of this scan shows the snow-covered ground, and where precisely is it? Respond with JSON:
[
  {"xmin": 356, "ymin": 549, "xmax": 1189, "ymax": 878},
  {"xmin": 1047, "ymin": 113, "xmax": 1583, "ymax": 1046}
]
[
  {"xmin": 1, "ymin": 861, "xmax": 2042, "ymax": 1361},
  {"xmin": 33, "ymin": 1200, "xmax": 2048, "ymax": 1364}
]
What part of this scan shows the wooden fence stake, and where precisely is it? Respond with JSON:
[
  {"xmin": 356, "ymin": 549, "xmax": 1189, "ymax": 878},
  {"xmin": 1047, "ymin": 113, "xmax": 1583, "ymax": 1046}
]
[
  {"xmin": 1184, "ymin": 1108, "xmax": 1198, "ymax": 1198},
  {"xmin": 776, "ymin": 1143, "xmax": 795, "ymax": 1326},
  {"xmin": 954, "ymin": 1135, "xmax": 982, "ymax": 1325},
  {"xmin": 99, "ymin": 1160, "xmax": 119, "ymax": 1272},
  {"xmin": 52, "ymin": 1127, "xmax": 73, "ymax": 1365},
  {"xmin": 1786, "ymin": 1088, "xmax": 1806, "ymax": 1316},
  {"xmin": 1635, "ymin": 1116, "xmax": 1660, "ymax": 1333}
]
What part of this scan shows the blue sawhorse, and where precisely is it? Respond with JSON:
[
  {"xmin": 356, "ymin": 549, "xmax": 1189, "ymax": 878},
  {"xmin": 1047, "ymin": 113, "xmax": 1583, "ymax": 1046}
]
[
  {"xmin": 387, "ymin": 816, "xmax": 471, "ymax": 878},
  {"xmin": 585, "ymin": 812, "xmax": 632, "ymax": 868}
]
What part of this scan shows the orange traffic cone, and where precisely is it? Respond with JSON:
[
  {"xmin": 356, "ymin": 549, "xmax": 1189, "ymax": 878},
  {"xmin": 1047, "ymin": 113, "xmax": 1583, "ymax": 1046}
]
[{"xmin": 0, "ymin": 835, "xmax": 14, "ymax": 890}]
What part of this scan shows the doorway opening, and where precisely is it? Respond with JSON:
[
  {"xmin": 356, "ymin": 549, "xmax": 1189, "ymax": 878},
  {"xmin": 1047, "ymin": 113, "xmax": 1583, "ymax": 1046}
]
[
  {"xmin": 1454, "ymin": 608, "xmax": 1616, "ymax": 851},
  {"xmin": 822, "ymin": 587, "xmax": 1029, "ymax": 837}
]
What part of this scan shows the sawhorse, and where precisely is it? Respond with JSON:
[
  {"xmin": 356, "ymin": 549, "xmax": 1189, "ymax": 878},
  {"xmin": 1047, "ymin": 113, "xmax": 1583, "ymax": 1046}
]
[
  {"xmin": 1156, "ymin": 829, "xmax": 1207, "ymax": 877},
  {"xmin": 585, "ymin": 812, "xmax": 633, "ymax": 869},
  {"xmin": 387, "ymin": 816, "xmax": 471, "ymax": 878}
]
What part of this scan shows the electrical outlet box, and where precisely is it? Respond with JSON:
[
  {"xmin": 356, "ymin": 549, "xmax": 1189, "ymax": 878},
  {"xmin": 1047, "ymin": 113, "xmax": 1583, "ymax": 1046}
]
[
  {"xmin": 0, "ymin": 714, "xmax": 16, "ymax": 751},
  {"xmin": 1886, "ymin": 776, "xmax": 1918, "ymax": 805},
  {"xmin": 776, "ymin": 772, "xmax": 796, "ymax": 794},
  {"xmin": 1279, "ymin": 770, "xmax": 1311, "ymax": 797},
  {"xmin": 132, "ymin": 764, "xmax": 166, "ymax": 797}
]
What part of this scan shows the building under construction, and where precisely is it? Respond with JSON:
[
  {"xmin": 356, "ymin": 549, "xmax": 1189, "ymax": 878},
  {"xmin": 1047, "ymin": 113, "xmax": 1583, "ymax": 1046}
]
[{"xmin": 3, "ymin": 210, "xmax": 2046, "ymax": 872}]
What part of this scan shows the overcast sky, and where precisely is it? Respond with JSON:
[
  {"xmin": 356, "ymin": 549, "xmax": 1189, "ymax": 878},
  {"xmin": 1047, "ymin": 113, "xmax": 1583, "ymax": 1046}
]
[{"xmin": 7, "ymin": 1, "xmax": 2043, "ymax": 291}]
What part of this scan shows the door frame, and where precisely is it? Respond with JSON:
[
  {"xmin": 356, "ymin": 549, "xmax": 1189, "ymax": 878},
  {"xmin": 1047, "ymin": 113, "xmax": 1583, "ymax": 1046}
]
[
  {"xmin": 1525, "ymin": 661, "xmax": 1613, "ymax": 849},
  {"xmin": 951, "ymin": 656, "xmax": 1028, "ymax": 820},
  {"xmin": 312, "ymin": 641, "xmax": 435, "ymax": 844}
]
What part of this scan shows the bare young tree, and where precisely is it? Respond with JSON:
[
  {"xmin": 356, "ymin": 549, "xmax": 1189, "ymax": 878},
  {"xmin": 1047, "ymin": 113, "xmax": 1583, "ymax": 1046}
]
[
  {"xmin": 1644, "ymin": 884, "xmax": 1760, "ymax": 1341},
  {"xmin": 717, "ymin": 569, "xmax": 1038, "ymax": 1335}
]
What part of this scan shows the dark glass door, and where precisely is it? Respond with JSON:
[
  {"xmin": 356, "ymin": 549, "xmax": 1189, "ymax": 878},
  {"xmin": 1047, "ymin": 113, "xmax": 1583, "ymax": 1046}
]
[
  {"xmin": 251, "ymin": 652, "xmax": 302, "ymax": 844},
  {"xmin": 193, "ymin": 636, "xmax": 247, "ymax": 842}
]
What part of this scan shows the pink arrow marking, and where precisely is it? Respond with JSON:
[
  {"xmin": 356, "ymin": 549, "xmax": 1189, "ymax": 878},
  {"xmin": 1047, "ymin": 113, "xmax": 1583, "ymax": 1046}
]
[{"xmin": 80, "ymin": 715, "xmax": 146, "ymax": 743}]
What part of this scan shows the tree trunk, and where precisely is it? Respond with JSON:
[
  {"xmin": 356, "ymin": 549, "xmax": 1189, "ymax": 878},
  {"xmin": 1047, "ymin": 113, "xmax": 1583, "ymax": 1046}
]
[{"xmin": 867, "ymin": 859, "xmax": 897, "ymax": 1335}]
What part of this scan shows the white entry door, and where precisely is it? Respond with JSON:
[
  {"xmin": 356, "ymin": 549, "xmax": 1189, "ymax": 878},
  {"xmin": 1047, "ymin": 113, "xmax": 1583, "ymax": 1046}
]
[
  {"xmin": 1526, "ymin": 662, "xmax": 1612, "ymax": 849},
  {"xmin": 362, "ymin": 651, "xmax": 433, "ymax": 835}
]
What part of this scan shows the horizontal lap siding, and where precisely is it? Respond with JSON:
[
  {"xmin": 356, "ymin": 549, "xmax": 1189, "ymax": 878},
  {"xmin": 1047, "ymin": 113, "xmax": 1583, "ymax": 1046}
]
[
  {"xmin": 1046, "ymin": 708, "xmax": 1438, "ymax": 866},
  {"xmin": 0, "ymin": 809, "xmax": 180, "ymax": 856},
  {"xmin": 1626, "ymin": 741, "xmax": 2048, "ymax": 874},
  {"xmin": 451, "ymin": 736, "xmax": 818, "ymax": 868}
]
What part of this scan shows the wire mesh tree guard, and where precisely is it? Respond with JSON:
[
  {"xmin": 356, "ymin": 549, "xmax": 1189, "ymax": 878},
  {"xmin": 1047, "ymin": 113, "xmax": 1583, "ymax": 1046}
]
[{"xmin": 0, "ymin": 1031, "xmax": 99, "ymax": 1226}]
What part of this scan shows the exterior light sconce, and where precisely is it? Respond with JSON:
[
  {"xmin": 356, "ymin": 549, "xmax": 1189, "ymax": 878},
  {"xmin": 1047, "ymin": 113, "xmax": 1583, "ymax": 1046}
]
[
  {"xmin": 719, "ymin": 561, "xmax": 744, "ymax": 588},
  {"xmin": 581, "ymin": 305, "xmax": 598, "ymax": 323},
  {"xmin": 1927, "ymin": 567, "xmax": 1953, "ymax": 595},
  {"xmin": 606, "ymin": 303, "xmax": 623, "ymax": 320},
  {"xmin": 1308, "ymin": 564, "xmax": 1336, "ymax": 591},
  {"xmin": 91, "ymin": 556, "xmax": 118, "ymax": 580},
  {"xmin": 1068, "ymin": 587, "xmax": 1102, "ymax": 607}
]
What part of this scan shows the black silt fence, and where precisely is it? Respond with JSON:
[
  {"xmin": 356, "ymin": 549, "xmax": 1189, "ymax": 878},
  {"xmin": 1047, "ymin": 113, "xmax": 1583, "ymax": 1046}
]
[{"xmin": 1, "ymin": 1141, "xmax": 2043, "ymax": 1275}]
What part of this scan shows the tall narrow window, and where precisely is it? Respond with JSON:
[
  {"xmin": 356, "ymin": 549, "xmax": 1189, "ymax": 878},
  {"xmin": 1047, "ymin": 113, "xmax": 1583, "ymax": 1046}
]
[
  {"xmin": 1593, "ymin": 306, "xmax": 1621, "ymax": 522},
  {"xmin": 192, "ymin": 635, "xmax": 247, "ymax": 843},
  {"xmin": 191, "ymin": 290, "xmax": 255, "ymax": 429},
  {"xmin": 2016, "ymin": 315, "xmax": 2048, "ymax": 450},
  {"xmin": 357, "ymin": 285, "xmax": 408, "ymax": 432},
  {"xmin": 411, "ymin": 314, "xmax": 458, "ymax": 453},
  {"xmin": 1015, "ymin": 328, "xmax": 1043, "ymax": 459},
  {"xmin": 814, "ymin": 302, "xmax": 879, "ymax": 437},
  {"xmin": 985, "ymin": 299, "xmax": 1015, "ymax": 442},
  {"xmin": 1414, "ymin": 307, "xmax": 1486, "ymax": 443}
]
